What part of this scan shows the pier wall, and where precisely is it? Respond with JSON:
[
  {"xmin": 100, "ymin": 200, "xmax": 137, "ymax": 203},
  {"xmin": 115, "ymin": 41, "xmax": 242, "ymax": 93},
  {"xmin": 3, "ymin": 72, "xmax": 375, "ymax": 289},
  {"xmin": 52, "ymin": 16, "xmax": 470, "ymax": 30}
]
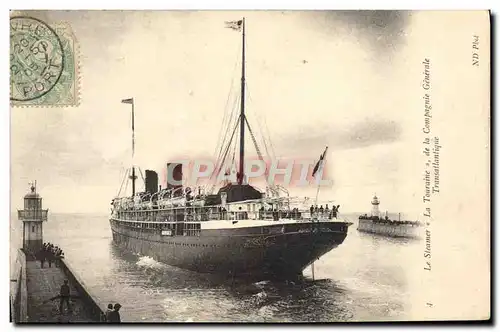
[
  {"xmin": 12, "ymin": 249, "xmax": 28, "ymax": 323},
  {"xmin": 59, "ymin": 257, "xmax": 106, "ymax": 322},
  {"xmin": 358, "ymin": 220, "xmax": 421, "ymax": 239}
]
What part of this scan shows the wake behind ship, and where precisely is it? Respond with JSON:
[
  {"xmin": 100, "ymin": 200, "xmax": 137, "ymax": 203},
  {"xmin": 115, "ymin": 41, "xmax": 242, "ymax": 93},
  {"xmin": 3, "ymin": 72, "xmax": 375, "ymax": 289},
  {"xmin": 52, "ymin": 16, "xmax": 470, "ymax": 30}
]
[{"xmin": 109, "ymin": 18, "xmax": 351, "ymax": 279}]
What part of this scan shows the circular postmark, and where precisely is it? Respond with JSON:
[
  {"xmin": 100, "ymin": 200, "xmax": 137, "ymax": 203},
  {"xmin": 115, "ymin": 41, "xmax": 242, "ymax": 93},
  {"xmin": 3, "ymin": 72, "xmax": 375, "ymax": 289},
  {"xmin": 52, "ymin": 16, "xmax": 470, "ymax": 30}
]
[{"xmin": 10, "ymin": 17, "xmax": 65, "ymax": 102}]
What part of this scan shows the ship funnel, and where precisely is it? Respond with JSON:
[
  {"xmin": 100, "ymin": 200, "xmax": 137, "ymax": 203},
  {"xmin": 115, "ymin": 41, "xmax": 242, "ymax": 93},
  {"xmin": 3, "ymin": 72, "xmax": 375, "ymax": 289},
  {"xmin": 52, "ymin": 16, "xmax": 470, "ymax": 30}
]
[{"xmin": 145, "ymin": 170, "xmax": 159, "ymax": 194}]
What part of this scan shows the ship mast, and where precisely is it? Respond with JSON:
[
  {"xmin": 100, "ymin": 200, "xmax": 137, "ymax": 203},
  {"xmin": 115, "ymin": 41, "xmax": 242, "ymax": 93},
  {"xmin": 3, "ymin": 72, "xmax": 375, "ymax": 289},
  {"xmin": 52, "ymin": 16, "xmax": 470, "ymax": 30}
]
[
  {"xmin": 131, "ymin": 101, "xmax": 136, "ymax": 196},
  {"xmin": 238, "ymin": 17, "xmax": 246, "ymax": 185},
  {"xmin": 122, "ymin": 98, "xmax": 137, "ymax": 196}
]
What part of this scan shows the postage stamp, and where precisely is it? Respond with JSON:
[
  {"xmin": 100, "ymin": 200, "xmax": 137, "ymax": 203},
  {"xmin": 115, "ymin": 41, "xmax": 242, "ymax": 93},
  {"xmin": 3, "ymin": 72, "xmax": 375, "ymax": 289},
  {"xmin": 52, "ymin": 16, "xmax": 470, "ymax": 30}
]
[{"xmin": 10, "ymin": 16, "xmax": 79, "ymax": 107}]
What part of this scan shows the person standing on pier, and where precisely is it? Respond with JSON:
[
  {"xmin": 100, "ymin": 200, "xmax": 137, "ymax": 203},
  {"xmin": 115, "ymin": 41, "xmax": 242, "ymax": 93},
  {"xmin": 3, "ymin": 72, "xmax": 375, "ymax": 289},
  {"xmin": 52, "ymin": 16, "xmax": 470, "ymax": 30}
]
[
  {"xmin": 47, "ymin": 250, "xmax": 53, "ymax": 268},
  {"xmin": 108, "ymin": 303, "xmax": 122, "ymax": 323},
  {"xmin": 59, "ymin": 280, "xmax": 71, "ymax": 313},
  {"xmin": 37, "ymin": 248, "xmax": 46, "ymax": 268},
  {"xmin": 54, "ymin": 248, "xmax": 64, "ymax": 267},
  {"xmin": 105, "ymin": 304, "xmax": 114, "ymax": 321}
]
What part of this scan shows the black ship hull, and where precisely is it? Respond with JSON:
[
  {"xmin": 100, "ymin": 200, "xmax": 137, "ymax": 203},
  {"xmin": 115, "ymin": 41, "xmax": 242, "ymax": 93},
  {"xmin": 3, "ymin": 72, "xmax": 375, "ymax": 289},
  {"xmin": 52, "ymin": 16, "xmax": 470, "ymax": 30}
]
[{"xmin": 109, "ymin": 219, "xmax": 348, "ymax": 279}]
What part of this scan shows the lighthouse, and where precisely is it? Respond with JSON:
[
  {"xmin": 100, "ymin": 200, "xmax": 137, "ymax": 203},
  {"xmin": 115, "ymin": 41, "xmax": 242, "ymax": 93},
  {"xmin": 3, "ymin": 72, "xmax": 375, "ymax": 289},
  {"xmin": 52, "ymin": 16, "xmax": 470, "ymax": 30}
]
[
  {"xmin": 371, "ymin": 194, "xmax": 380, "ymax": 218},
  {"xmin": 17, "ymin": 182, "xmax": 48, "ymax": 254}
]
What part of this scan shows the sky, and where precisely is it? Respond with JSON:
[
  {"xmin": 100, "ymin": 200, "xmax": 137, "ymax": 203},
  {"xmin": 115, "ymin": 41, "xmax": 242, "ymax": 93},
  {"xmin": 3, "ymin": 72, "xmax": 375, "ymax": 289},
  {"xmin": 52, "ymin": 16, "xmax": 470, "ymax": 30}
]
[{"xmin": 10, "ymin": 11, "xmax": 437, "ymax": 216}]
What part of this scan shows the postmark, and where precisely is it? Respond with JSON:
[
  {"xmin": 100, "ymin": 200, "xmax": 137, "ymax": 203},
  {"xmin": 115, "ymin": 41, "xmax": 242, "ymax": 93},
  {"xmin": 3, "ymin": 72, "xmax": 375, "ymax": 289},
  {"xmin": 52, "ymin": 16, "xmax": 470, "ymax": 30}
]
[{"xmin": 10, "ymin": 16, "xmax": 79, "ymax": 107}]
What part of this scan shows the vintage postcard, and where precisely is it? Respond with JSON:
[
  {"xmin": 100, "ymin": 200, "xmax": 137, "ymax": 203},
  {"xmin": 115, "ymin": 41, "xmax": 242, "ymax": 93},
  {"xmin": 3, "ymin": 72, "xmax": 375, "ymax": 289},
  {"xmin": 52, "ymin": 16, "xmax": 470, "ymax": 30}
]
[{"xmin": 10, "ymin": 10, "xmax": 490, "ymax": 323}]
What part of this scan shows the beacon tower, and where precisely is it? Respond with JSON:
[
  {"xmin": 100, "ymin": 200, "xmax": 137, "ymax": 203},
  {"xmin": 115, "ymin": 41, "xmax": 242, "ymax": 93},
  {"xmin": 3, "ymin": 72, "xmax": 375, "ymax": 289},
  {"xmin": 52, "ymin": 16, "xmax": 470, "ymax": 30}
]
[
  {"xmin": 18, "ymin": 182, "xmax": 48, "ymax": 253},
  {"xmin": 371, "ymin": 194, "xmax": 380, "ymax": 218}
]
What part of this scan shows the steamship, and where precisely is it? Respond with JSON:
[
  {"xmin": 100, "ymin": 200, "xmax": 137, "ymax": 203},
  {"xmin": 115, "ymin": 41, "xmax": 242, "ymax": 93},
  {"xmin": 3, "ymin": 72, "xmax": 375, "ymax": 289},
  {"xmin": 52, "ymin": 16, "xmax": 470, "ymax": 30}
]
[{"xmin": 109, "ymin": 18, "xmax": 351, "ymax": 279}]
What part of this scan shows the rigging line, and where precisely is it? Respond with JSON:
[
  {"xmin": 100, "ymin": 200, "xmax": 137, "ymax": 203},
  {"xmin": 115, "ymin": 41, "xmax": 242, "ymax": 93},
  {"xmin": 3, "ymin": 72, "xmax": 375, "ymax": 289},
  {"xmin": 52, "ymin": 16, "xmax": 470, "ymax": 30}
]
[
  {"xmin": 216, "ymin": 93, "xmax": 239, "ymax": 165},
  {"xmin": 252, "ymin": 110, "xmax": 273, "ymax": 162},
  {"xmin": 209, "ymin": 116, "xmax": 241, "ymax": 194},
  {"xmin": 215, "ymin": 94, "xmax": 235, "ymax": 166},
  {"xmin": 263, "ymin": 117, "xmax": 277, "ymax": 158},
  {"xmin": 259, "ymin": 119, "xmax": 273, "ymax": 160},
  {"xmin": 245, "ymin": 83, "xmax": 275, "ymax": 161},
  {"xmin": 212, "ymin": 40, "xmax": 242, "ymax": 162},
  {"xmin": 214, "ymin": 93, "xmax": 236, "ymax": 165},
  {"xmin": 117, "ymin": 168, "xmax": 129, "ymax": 197},
  {"xmin": 230, "ymin": 122, "xmax": 238, "ymax": 164},
  {"xmin": 215, "ymin": 94, "xmax": 240, "ymax": 167},
  {"xmin": 245, "ymin": 115, "xmax": 263, "ymax": 160},
  {"xmin": 245, "ymin": 81, "xmax": 276, "ymax": 159},
  {"xmin": 214, "ymin": 115, "xmax": 241, "ymax": 182},
  {"xmin": 245, "ymin": 116, "xmax": 272, "ymax": 186},
  {"xmin": 123, "ymin": 169, "xmax": 130, "ymax": 197},
  {"xmin": 213, "ymin": 77, "xmax": 237, "ymax": 163},
  {"xmin": 138, "ymin": 168, "xmax": 145, "ymax": 188},
  {"xmin": 219, "ymin": 116, "xmax": 240, "ymax": 177},
  {"xmin": 116, "ymin": 167, "xmax": 124, "ymax": 196},
  {"xmin": 225, "ymin": 93, "xmax": 241, "ymax": 147}
]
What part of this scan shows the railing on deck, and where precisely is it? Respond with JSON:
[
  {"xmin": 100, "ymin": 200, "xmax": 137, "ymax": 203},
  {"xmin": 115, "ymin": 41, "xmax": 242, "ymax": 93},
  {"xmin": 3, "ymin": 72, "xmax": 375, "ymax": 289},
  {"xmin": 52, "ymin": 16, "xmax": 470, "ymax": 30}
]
[{"xmin": 112, "ymin": 206, "xmax": 339, "ymax": 223}]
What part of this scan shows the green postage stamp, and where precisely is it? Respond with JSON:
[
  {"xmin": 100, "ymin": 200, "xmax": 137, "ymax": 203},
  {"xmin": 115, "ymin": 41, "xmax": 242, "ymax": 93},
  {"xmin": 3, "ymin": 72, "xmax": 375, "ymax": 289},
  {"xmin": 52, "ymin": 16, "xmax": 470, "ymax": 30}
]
[{"xmin": 10, "ymin": 16, "xmax": 79, "ymax": 107}]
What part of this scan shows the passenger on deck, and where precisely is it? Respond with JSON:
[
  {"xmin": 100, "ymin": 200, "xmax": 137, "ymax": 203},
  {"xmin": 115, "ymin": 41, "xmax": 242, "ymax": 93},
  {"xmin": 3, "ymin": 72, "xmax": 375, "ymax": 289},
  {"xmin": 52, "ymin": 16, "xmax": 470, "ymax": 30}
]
[
  {"xmin": 319, "ymin": 205, "xmax": 324, "ymax": 215},
  {"xmin": 310, "ymin": 205, "xmax": 314, "ymax": 215},
  {"xmin": 332, "ymin": 205, "xmax": 339, "ymax": 218}
]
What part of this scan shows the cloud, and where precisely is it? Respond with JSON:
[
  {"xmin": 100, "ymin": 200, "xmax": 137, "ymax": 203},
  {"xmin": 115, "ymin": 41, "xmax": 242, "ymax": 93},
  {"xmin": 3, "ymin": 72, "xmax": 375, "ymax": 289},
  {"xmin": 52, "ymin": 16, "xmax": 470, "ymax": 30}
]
[
  {"xmin": 274, "ymin": 118, "xmax": 402, "ymax": 155},
  {"xmin": 302, "ymin": 10, "xmax": 411, "ymax": 56}
]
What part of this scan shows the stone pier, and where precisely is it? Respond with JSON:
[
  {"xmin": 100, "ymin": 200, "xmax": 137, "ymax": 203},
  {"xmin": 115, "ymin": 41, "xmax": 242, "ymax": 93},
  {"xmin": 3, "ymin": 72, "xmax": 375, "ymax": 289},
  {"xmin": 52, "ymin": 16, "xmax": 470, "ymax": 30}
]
[{"xmin": 11, "ymin": 250, "xmax": 106, "ymax": 323}]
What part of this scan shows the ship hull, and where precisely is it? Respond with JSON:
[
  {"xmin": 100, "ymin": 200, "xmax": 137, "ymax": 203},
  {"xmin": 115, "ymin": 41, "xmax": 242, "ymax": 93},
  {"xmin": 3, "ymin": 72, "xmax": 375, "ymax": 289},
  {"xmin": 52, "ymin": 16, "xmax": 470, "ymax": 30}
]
[
  {"xmin": 357, "ymin": 219, "xmax": 422, "ymax": 239},
  {"xmin": 109, "ymin": 219, "xmax": 348, "ymax": 279}
]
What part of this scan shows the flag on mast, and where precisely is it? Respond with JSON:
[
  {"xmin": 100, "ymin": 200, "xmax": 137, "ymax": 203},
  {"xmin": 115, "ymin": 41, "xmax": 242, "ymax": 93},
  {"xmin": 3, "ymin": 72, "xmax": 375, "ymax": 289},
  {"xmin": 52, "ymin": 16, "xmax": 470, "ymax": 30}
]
[
  {"xmin": 225, "ymin": 20, "xmax": 243, "ymax": 31},
  {"xmin": 312, "ymin": 146, "xmax": 328, "ymax": 178},
  {"xmin": 121, "ymin": 98, "xmax": 133, "ymax": 104}
]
